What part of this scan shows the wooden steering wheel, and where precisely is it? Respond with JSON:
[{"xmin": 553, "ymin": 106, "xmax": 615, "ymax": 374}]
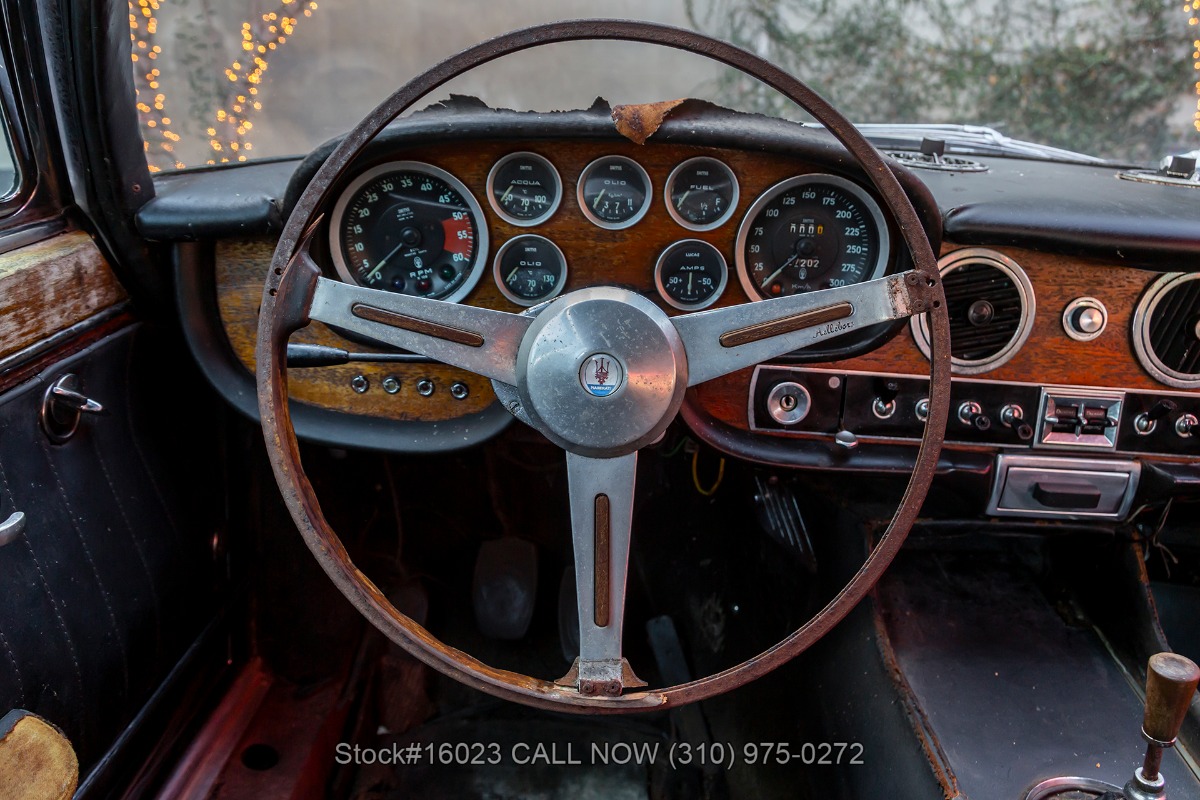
[{"xmin": 256, "ymin": 19, "xmax": 950, "ymax": 712}]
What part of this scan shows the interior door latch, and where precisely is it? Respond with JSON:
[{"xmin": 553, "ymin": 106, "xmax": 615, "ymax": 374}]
[{"xmin": 40, "ymin": 374, "xmax": 105, "ymax": 443}]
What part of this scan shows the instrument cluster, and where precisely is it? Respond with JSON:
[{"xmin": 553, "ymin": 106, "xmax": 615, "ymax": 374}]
[{"xmin": 327, "ymin": 149, "xmax": 896, "ymax": 315}]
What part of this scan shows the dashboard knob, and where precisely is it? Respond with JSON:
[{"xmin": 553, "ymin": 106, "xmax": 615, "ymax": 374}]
[
  {"xmin": 999, "ymin": 403, "xmax": 1024, "ymax": 427},
  {"xmin": 1062, "ymin": 297, "xmax": 1108, "ymax": 341},
  {"xmin": 1175, "ymin": 413, "xmax": 1198, "ymax": 438}
]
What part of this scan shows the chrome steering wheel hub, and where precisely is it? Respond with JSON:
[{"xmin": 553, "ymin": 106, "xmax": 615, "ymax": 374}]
[{"xmin": 510, "ymin": 287, "xmax": 688, "ymax": 459}]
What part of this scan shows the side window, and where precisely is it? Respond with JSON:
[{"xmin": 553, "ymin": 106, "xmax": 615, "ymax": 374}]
[
  {"xmin": 0, "ymin": 4, "xmax": 65, "ymax": 237},
  {"xmin": 0, "ymin": 103, "xmax": 21, "ymax": 202}
]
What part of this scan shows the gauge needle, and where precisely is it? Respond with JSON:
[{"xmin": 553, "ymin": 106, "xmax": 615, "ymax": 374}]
[
  {"xmin": 688, "ymin": 272, "xmax": 693, "ymax": 294},
  {"xmin": 507, "ymin": 267, "xmax": 520, "ymax": 283},
  {"xmin": 676, "ymin": 190, "xmax": 690, "ymax": 210},
  {"xmin": 592, "ymin": 189, "xmax": 605, "ymax": 209},
  {"xmin": 365, "ymin": 241, "xmax": 407, "ymax": 281},
  {"xmin": 761, "ymin": 252, "xmax": 801, "ymax": 290},
  {"xmin": 499, "ymin": 185, "xmax": 513, "ymax": 204}
]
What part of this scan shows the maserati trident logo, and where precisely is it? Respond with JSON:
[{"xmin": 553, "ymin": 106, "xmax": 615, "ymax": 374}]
[{"xmin": 579, "ymin": 353, "xmax": 624, "ymax": 397}]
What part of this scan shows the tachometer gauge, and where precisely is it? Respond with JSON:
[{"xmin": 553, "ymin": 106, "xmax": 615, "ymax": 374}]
[
  {"xmin": 577, "ymin": 156, "xmax": 652, "ymax": 230},
  {"xmin": 665, "ymin": 157, "xmax": 739, "ymax": 230},
  {"xmin": 735, "ymin": 174, "xmax": 890, "ymax": 300},
  {"xmin": 654, "ymin": 239, "xmax": 728, "ymax": 310},
  {"xmin": 486, "ymin": 152, "xmax": 562, "ymax": 226},
  {"xmin": 330, "ymin": 161, "xmax": 488, "ymax": 302},
  {"xmin": 493, "ymin": 234, "xmax": 568, "ymax": 306}
]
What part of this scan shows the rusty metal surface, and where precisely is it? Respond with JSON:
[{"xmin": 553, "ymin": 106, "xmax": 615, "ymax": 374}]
[
  {"xmin": 611, "ymin": 98, "xmax": 686, "ymax": 144},
  {"xmin": 255, "ymin": 19, "xmax": 951, "ymax": 712}
]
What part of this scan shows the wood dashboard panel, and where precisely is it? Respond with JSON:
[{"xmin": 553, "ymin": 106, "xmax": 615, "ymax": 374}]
[
  {"xmin": 690, "ymin": 245, "xmax": 1181, "ymax": 434},
  {"xmin": 215, "ymin": 138, "xmax": 901, "ymax": 423},
  {"xmin": 213, "ymin": 137, "xmax": 1184, "ymax": 431}
]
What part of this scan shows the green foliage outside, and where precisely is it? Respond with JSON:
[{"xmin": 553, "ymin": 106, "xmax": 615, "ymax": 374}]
[{"xmin": 686, "ymin": 0, "xmax": 1195, "ymax": 164}]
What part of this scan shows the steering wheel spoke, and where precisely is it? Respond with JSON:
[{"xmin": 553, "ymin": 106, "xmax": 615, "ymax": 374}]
[
  {"xmin": 558, "ymin": 450, "xmax": 647, "ymax": 696},
  {"xmin": 292, "ymin": 247, "xmax": 532, "ymax": 385},
  {"xmin": 673, "ymin": 270, "xmax": 933, "ymax": 386}
]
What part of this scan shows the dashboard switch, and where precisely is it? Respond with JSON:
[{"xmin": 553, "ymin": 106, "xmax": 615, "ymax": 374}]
[
  {"xmin": 1134, "ymin": 398, "xmax": 1178, "ymax": 435},
  {"xmin": 914, "ymin": 398, "xmax": 930, "ymax": 423},
  {"xmin": 958, "ymin": 401, "xmax": 990, "ymax": 430}
]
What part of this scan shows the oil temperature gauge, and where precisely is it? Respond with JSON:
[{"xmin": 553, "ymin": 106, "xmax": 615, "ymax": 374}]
[
  {"xmin": 494, "ymin": 234, "xmax": 568, "ymax": 306},
  {"xmin": 654, "ymin": 239, "xmax": 728, "ymax": 311},
  {"xmin": 665, "ymin": 156, "xmax": 738, "ymax": 231}
]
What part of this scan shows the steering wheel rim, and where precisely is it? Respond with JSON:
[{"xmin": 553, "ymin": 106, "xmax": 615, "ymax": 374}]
[{"xmin": 255, "ymin": 19, "xmax": 951, "ymax": 712}]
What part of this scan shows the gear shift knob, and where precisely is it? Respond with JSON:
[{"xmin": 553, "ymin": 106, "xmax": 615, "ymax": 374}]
[
  {"xmin": 1143, "ymin": 652, "xmax": 1200, "ymax": 745},
  {"xmin": 1124, "ymin": 652, "xmax": 1200, "ymax": 800}
]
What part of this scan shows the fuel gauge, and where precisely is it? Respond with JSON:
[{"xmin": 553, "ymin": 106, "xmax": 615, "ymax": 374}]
[{"xmin": 665, "ymin": 157, "xmax": 738, "ymax": 231}]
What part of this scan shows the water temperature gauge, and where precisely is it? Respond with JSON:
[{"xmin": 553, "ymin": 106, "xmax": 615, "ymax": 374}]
[
  {"xmin": 487, "ymin": 152, "xmax": 562, "ymax": 226},
  {"xmin": 654, "ymin": 239, "xmax": 728, "ymax": 311}
]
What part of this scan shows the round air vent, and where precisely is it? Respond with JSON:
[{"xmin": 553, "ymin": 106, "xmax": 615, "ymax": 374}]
[
  {"xmin": 1133, "ymin": 273, "xmax": 1200, "ymax": 388},
  {"xmin": 911, "ymin": 248, "xmax": 1035, "ymax": 374}
]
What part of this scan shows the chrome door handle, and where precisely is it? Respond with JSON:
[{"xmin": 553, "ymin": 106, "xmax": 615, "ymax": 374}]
[
  {"xmin": 0, "ymin": 512, "xmax": 25, "ymax": 547},
  {"xmin": 41, "ymin": 374, "xmax": 107, "ymax": 443}
]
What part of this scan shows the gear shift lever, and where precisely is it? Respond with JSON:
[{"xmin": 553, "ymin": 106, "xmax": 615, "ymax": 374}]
[{"xmin": 1124, "ymin": 652, "xmax": 1200, "ymax": 800}]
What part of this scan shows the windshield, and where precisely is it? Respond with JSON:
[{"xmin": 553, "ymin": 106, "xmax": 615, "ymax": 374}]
[{"xmin": 131, "ymin": 0, "xmax": 1200, "ymax": 171}]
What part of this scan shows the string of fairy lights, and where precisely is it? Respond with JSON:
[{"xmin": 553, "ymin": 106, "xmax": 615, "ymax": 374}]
[
  {"xmin": 1191, "ymin": 0, "xmax": 1200, "ymax": 134},
  {"xmin": 129, "ymin": 0, "xmax": 318, "ymax": 171},
  {"xmin": 132, "ymin": 3, "xmax": 1199, "ymax": 168}
]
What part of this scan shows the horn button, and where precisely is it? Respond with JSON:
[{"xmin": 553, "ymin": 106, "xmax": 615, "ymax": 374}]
[{"xmin": 512, "ymin": 287, "xmax": 689, "ymax": 457}]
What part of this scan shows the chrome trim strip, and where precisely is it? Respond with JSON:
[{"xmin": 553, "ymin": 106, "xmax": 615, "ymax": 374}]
[
  {"xmin": 910, "ymin": 247, "xmax": 1036, "ymax": 375},
  {"xmin": 1132, "ymin": 272, "xmax": 1200, "ymax": 389}
]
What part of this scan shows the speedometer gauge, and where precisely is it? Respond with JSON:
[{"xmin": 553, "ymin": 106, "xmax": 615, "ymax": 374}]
[
  {"xmin": 330, "ymin": 161, "xmax": 488, "ymax": 303},
  {"xmin": 734, "ymin": 174, "xmax": 890, "ymax": 300}
]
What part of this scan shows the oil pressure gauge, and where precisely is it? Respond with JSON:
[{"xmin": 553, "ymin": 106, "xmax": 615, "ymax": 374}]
[
  {"xmin": 654, "ymin": 239, "xmax": 728, "ymax": 311},
  {"xmin": 578, "ymin": 156, "xmax": 651, "ymax": 230}
]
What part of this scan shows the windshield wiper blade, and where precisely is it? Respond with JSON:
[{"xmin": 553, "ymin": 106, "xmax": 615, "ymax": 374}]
[{"xmin": 851, "ymin": 123, "xmax": 1109, "ymax": 165}]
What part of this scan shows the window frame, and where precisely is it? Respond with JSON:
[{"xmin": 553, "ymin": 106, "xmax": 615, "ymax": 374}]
[{"xmin": 0, "ymin": 0, "xmax": 70, "ymax": 247}]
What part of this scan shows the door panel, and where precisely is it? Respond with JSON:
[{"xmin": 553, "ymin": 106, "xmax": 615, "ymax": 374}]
[{"xmin": 0, "ymin": 320, "xmax": 221, "ymax": 769}]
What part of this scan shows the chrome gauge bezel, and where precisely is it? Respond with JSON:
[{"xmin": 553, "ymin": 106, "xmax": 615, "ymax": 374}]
[
  {"xmin": 733, "ymin": 173, "xmax": 891, "ymax": 301},
  {"xmin": 329, "ymin": 160, "xmax": 490, "ymax": 304},
  {"xmin": 577, "ymin": 155, "xmax": 653, "ymax": 231},
  {"xmin": 664, "ymin": 156, "xmax": 740, "ymax": 232},
  {"xmin": 909, "ymin": 247, "xmax": 1036, "ymax": 375},
  {"xmin": 485, "ymin": 151, "xmax": 563, "ymax": 227},
  {"xmin": 653, "ymin": 239, "xmax": 728, "ymax": 311},
  {"xmin": 1132, "ymin": 272, "xmax": 1200, "ymax": 389},
  {"xmin": 492, "ymin": 234, "xmax": 569, "ymax": 307}
]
